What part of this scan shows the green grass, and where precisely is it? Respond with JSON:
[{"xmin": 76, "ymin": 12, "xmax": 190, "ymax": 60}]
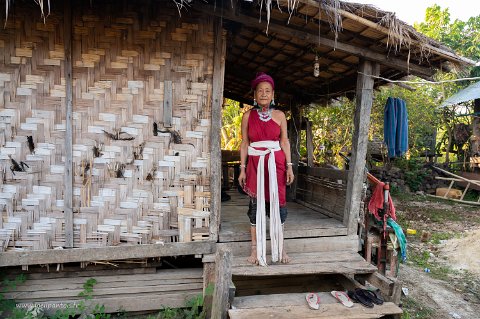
[
  {"xmin": 408, "ymin": 249, "xmax": 459, "ymax": 281},
  {"xmin": 423, "ymin": 208, "xmax": 462, "ymax": 222},
  {"xmin": 401, "ymin": 297, "xmax": 435, "ymax": 319},
  {"xmin": 429, "ymin": 231, "xmax": 457, "ymax": 244}
]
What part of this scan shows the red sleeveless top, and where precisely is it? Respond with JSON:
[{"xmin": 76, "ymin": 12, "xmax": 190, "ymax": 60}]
[{"xmin": 243, "ymin": 109, "xmax": 287, "ymax": 206}]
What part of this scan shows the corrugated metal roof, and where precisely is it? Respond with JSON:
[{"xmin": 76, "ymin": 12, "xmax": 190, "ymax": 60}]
[{"xmin": 440, "ymin": 81, "xmax": 480, "ymax": 107}]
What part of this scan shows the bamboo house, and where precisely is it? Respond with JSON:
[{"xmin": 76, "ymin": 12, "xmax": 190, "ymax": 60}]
[{"xmin": 0, "ymin": 0, "xmax": 474, "ymax": 317}]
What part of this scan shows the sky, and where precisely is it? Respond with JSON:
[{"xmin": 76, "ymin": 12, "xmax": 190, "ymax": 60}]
[{"xmin": 342, "ymin": 0, "xmax": 480, "ymax": 25}]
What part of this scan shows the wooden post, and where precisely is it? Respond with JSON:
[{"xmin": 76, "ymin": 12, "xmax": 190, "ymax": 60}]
[
  {"xmin": 209, "ymin": 17, "xmax": 226, "ymax": 241},
  {"xmin": 472, "ymin": 99, "xmax": 480, "ymax": 171},
  {"xmin": 64, "ymin": 0, "xmax": 74, "ymax": 248},
  {"xmin": 287, "ymin": 105, "xmax": 301, "ymax": 201},
  {"xmin": 211, "ymin": 247, "xmax": 232, "ymax": 319},
  {"xmin": 344, "ymin": 60, "xmax": 379, "ymax": 235},
  {"xmin": 306, "ymin": 119, "xmax": 314, "ymax": 167}
]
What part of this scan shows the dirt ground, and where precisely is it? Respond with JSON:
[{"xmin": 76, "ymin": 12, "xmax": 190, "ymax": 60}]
[{"xmin": 393, "ymin": 194, "xmax": 480, "ymax": 319}]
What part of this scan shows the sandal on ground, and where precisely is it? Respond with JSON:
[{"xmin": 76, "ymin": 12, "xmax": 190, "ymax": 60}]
[
  {"xmin": 357, "ymin": 288, "xmax": 384, "ymax": 305},
  {"xmin": 348, "ymin": 289, "xmax": 374, "ymax": 308},
  {"xmin": 305, "ymin": 292, "xmax": 320, "ymax": 310},
  {"xmin": 330, "ymin": 290, "xmax": 354, "ymax": 308}
]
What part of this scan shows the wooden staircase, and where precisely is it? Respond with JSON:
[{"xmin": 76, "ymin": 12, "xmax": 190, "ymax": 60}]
[{"xmin": 214, "ymin": 236, "xmax": 402, "ymax": 319}]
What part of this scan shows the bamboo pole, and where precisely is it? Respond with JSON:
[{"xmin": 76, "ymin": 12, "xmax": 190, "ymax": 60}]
[{"xmin": 64, "ymin": 0, "xmax": 74, "ymax": 249}]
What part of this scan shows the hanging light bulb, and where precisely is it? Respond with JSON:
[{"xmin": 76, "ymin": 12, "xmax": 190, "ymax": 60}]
[{"xmin": 313, "ymin": 55, "xmax": 320, "ymax": 78}]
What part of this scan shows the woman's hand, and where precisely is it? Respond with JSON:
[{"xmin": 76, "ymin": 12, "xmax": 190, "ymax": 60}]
[
  {"xmin": 286, "ymin": 166, "xmax": 295, "ymax": 185},
  {"xmin": 238, "ymin": 170, "xmax": 246, "ymax": 188}
]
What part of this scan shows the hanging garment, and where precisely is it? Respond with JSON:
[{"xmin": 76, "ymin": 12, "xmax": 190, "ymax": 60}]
[{"xmin": 384, "ymin": 97, "xmax": 409, "ymax": 158}]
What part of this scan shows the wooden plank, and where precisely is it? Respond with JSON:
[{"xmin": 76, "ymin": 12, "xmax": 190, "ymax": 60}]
[
  {"xmin": 355, "ymin": 272, "xmax": 401, "ymax": 304},
  {"xmin": 0, "ymin": 241, "xmax": 215, "ymax": 266},
  {"xmin": 7, "ymin": 282, "xmax": 204, "ymax": 299},
  {"xmin": 299, "ymin": 167, "xmax": 348, "ymax": 182},
  {"xmin": 232, "ymin": 257, "xmax": 376, "ymax": 276},
  {"xmin": 63, "ymin": 0, "xmax": 74, "ymax": 249},
  {"xmin": 219, "ymin": 223, "xmax": 347, "ymax": 242},
  {"xmin": 219, "ymin": 235, "xmax": 359, "ymax": 256},
  {"xmin": 163, "ymin": 80, "xmax": 172, "ymax": 127},
  {"xmin": 425, "ymin": 194, "xmax": 480, "ymax": 206},
  {"xmin": 344, "ymin": 60, "xmax": 378, "ymax": 235},
  {"xmin": 295, "ymin": 199, "xmax": 344, "ymax": 221},
  {"xmin": 211, "ymin": 247, "xmax": 232, "ymax": 319},
  {"xmin": 18, "ymin": 291, "xmax": 203, "ymax": 315},
  {"xmin": 209, "ymin": 17, "xmax": 226, "ymax": 242},
  {"xmin": 306, "ymin": 120, "xmax": 314, "ymax": 167},
  {"xmin": 229, "ymin": 302, "xmax": 401, "ymax": 319},
  {"xmin": 10, "ymin": 267, "xmax": 157, "ymax": 280},
  {"xmin": 203, "ymin": 262, "xmax": 216, "ymax": 315}
]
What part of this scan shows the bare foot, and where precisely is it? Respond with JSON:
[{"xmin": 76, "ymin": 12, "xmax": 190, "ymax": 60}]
[
  {"xmin": 281, "ymin": 249, "xmax": 291, "ymax": 264},
  {"xmin": 247, "ymin": 245, "xmax": 258, "ymax": 265}
]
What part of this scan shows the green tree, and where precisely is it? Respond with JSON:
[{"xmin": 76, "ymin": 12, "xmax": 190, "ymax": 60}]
[{"xmin": 221, "ymin": 99, "xmax": 248, "ymax": 150}]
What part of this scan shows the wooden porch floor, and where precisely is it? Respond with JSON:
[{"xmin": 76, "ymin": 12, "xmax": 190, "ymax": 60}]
[{"xmin": 219, "ymin": 191, "xmax": 347, "ymax": 242}]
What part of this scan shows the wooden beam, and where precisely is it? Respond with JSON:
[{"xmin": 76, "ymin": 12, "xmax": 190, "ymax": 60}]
[
  {"xmin": 473, "ymin": 98, "xmax": 480, "ymax": 167},
  {"xmin": 298, "ymin": 166, "xmax": 348, "ymax": 182},
  {"xmin": 288, "ymin": 106, "xmax": 302, "ymax": 201},
  {"xmin": 211, "ymin": 247, "xmax": 232, "ymax": 319},
  {"xmin": 0, "ymin": 242, "xmax": 216, "ymax": 267},
  {"xmin": 210, "ymin": 17, "xmax": 226, "ymax": 242},
  {"xmin": 63, "ymin": 0, "xmax": 74, "ymax": 248},
  {"xmin": 344, "ymin": 60, "xmax": 379, "ymax": 235},
  {"xmin": 305, "ymin": 120, "xmax": 314, "ymax": 166},
  {"xmin": 194, "ymin": 3, "xmax": 435, "ymax": 78}
]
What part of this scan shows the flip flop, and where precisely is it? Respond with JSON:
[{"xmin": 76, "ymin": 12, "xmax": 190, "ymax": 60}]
[
  {"xmin": 359, "ymin": 288, "xmax": 384, "ymax": 305},
  {"xmin": 305, "ymin": 292, "xmax": 320, "ymax": 310},
  {"xmin": 331, "ymin": 290, "xmax": 354, "ymax": 308},
  {"xmin": 348, "ymin": 289, "xmax": 374, "ymax": 308}
]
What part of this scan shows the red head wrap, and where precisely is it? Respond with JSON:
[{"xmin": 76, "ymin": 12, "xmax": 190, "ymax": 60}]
[{"xmin": 251, "ymin": 72, "xmax": 275, "ymax": 90}]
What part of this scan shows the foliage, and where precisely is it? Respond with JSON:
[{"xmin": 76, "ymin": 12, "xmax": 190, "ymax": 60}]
[
  {"xmin": 401, "ymin": 297, "xmax": 435, "ymax": 319},
  {"xmin": 392, "ymin": 158, "xmax": 429, "ymax": 192},
  {"xmin": 151, "ymin": 283, "xmax": 214, "ymax": 319},
  {"xmin": 415, "ymin": 5, "xmax": 480, "ymax": 77},
  {"xmin": 221, "ymin": 99, "xmax": 248, "ymax": 150},
  {"xmin": 304, "ymin": 98, "xmax": 355, "ymax": 167},
  {"xmin": 0, "ymin": 274, "xmax": 32, "ymax": 319}
]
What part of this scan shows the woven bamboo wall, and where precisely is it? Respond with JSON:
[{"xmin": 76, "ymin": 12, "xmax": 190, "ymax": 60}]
[{"xmin": 0, "ymin": 1, "xmax": 214, "ymax": 251}]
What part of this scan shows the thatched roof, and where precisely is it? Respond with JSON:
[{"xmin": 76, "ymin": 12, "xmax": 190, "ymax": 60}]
[
  {"xmin": 5, "ymin": 0, "xmax": 475, "ymax": 105},
  {"xmin": 193, "ymin": 0, "xmax": 476, "ymax": 105}
]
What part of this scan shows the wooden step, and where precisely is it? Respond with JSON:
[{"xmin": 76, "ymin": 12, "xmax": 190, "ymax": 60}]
[
  {"xmin": 231, "ymin": 251, "xmax": 377, "ymax": 277},
  {"xmin": 218, "ymin": 235, "xmax": 359, "ymax": 257},
  {"xmin": 229, "ymin": 292, "xmax": 402, "ymax": 319}
]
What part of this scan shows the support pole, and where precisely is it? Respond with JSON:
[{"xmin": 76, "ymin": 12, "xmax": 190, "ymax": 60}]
[
  {"xmin": 64, "ymin": 0, "xmax": 74, "ymax": 248},
  {"xmin": 211, "ymin": 247, "xmax": 232, "ymax": 319},
  {"xmin": 344, "ymin": 60, "xmax": 379, "ymax": 235},
  {"xmin": 209, "ymin": 17, "xmax": 226, "ymax": 241}
]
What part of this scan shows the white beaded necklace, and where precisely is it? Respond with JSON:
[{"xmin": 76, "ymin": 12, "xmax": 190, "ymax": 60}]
[{"xmin": 257, "ymin": 108, "xmax": 273, "ymax": 122}]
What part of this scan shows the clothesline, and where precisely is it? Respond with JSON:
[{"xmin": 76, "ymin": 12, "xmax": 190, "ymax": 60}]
[{"xmin": 357, "ymin": 72, "xmax": 480, "ymax": 85}]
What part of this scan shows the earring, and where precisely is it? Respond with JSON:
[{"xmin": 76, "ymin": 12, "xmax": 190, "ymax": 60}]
[
  {"xmin": 253, "ymin": 99, "xmax": 258, "ymax": 107},
  {"xmin": 270, "ymin": 98, "xmax": 275, "ymax": 107}
]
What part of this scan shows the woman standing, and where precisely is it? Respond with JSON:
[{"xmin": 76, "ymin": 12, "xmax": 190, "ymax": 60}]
[{"xmin": 238, "ymin": 72, "xmax": 295, "ymax": 266}]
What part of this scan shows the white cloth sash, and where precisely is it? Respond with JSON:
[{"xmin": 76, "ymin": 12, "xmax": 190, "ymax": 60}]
[{"xmin": 248, "ymin": 140, "xmax": 284, "ymax": 266}]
